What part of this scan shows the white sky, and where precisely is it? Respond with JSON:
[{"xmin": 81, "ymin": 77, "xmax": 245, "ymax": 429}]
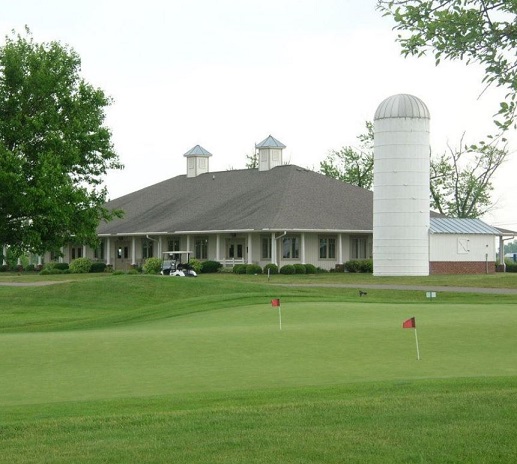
[{"xmin": 2, "ymin": 0, "xmax": 516, "ymax": 230}]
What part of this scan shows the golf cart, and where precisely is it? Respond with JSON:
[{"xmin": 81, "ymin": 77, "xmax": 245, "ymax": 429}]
[{"xmin": 161, "ymin": 251, "xmax": 197, "ymax": 277}]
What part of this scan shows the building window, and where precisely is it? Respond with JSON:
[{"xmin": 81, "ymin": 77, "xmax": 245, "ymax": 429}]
[
  {"xmin": 142, "ymin": 238, "xmax": 154, "ymax": 259},
  {"xmin": 168, "ymin": 238, "xmax": 180, "ymax": 251},
  {"xmin": 282, "ymin": 236, "xmax": 299, "ymax": 259},
  {"xmin": 262, "ymin": 237, "xmax": 272, "ymax": 259},
  {"xmin": 71, "ymin": 247, "xmax": 82, "ymax": 260},
  {"xmin": 195, "ymin": 237, "xmax": 208, "ymax": 260},
  {"xmin": 319, "ymin": 237, "xmax": 336, "ymax": 259},
  {"xmin": 351, "ymin": 237, "xmax": 367, "ymax": 260},
  {"xmin": 94, "ymin": 242, "xmax": 104, "ymax": 260}
]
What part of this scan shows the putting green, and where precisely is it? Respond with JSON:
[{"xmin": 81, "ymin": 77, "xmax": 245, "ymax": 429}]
[{"xmin": 1, "ymin": 302, "xmax": 515, "ymax": 406}]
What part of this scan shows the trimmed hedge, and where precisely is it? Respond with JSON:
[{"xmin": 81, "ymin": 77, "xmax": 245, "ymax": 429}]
[
  {"xmin": 280, "ymin": 264, "xmax": 295, "ymax": 275},
  {"xmin": 344, "ymin": 259, "xmax": 373, "ymax": 273},
  {"xmin": 305, "ymin": 263, "xmax": 317, "ymax": 274},
  {"xmin": 293, "ymin": 264, "xmax": 306, "ymax": 274},
  {"xmin": 263, "ymin": 263, "xmax": 279, "ymax": 275},
  {"xmin": 90, "ymin": 262, "xmax": 107, "ymax": 273},
  {"xmin": 246, "ymin": 264, "xmax": 262, "ymax": 275},
  {"xmin": 201, "ymin": 260, "xmax": 223, "ymax": 273},
  {"xmin": 233, "ymin": 264, "xmax": 247, "ymax": 274}
]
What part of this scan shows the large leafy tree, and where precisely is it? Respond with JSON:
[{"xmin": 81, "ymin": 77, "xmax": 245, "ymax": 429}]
[
  {"xmin": 320, "ymin": 121, "xmax": 374, "ymax": 189},
  {"xmin": 0, "ymin": 29, "xmax": 122, "ymax": 255},
  {"xmin": 377, "ymin": 0, "xmax": 517, "ymax": 130},
  {"xmin": 321, "ymin": 122, "xmax": 507, "ymax": 218}
]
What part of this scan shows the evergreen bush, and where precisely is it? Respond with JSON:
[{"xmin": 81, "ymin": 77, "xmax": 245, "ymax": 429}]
[
  {"xmin": 293, "ymin": 264, "xmax": 306, "ymax": 274},
  {"xmin": 90, "ymin": 262, "xmax": 107, "ymax": 273},
  {"xmin": 246, "ymin": 264, "xmax": 262, "ymax": 275},
  {"xmin": 233, "ymin": 264, "xmax": 247, "ymax": 274},
  {"xmin": 280, "ymin": 264, "xmax": 295, "ymax": 275},
  {"xmin": 305, "ymin": 263, "xmax": 317, "ymax": 274},
  {"xmin": 201, "ymin": 260, "xmax": 223, "ymax": 273},
  {"xmin": 263, "ymin": 263, "xmax": 279, "ymax": 275}
]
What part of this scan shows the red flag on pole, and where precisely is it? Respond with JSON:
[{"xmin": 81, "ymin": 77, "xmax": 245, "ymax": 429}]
[
  {"xmin": 402, "ymin": 317, "xmax": 416, "ymax": 329},
  {"xmin": 271, "ymin": 298, "xmax": 280, "ymax": 307}
]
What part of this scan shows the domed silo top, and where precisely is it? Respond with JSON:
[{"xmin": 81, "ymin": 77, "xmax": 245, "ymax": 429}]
[{"xmin": 374, "ymin": 94, "xmax": 430, "ymax": 120}]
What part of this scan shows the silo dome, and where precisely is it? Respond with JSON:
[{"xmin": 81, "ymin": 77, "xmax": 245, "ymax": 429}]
[
  {"xmin": 373, "ymin": 94, "xmax": 431, "ymax": 276},
  {"xmin": 374, "ymin": 94, "xmax": 430, "ymax": 120}
]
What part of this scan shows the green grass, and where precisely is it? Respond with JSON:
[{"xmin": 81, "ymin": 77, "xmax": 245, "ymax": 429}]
[{"xmin": 1, "ymin": 274, "xmax": 516, "ymax": 463}]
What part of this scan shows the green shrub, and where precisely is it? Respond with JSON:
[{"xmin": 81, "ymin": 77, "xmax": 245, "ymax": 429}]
[
  {"xmin": 90, "ymin": 262, "xmax": 107, "ymax": 273},
  {"xmin": 293, "ymin": 264, "xmax": 306, "ymax": 274},
  {"xmin": 305, "ymin": 263, "xmax": 317, "ymax": 274},
  {"xmin": 263, "ymin": 263, "xmax": 279, "ymax": 275},
  {"xmin": 316, "ymin": 267, "xmax": 328, "ymax": 273},
  {"xmin": 143, "ymin": 257, "xmax": 162, "ymax": 274},
  {"xmin": 188, "ymin": 259, "xmax": 203, "ymax": 274},
  {"xmin": 0, "ymin": 264, "xmax": 8, "ymax": 272},
  {"xmin": 44, "ymin": 262, "xmax": 69, "ymax": 271},
  {"xmin": 505, "ymin": 262, "xmax": 517, "ymax": 273},
  {"xmin": 25, "ymin": 264, "xmax": 36, "ymax": 272},
  {"xmin": 233, "ymin": 264, "xmax": 247, "ymax": 274},
  {"xmin": 344, "ymin": 260, "xmax": 361, "ymax": 273},
  {"xmin": 201, "ymin": 260, "xmax": 223, "ymax": 273},
  {"xmin": 246, "ymin": 264, "xmax": 262, "ymax": 275},
  {"xmin": 280, "ymin": 264, "xmax": 295, "ymax": 275},
  {"xmin": 360, "ymin": 259, "xmax": 373, "ymax": 273},
  {"xmin": 69, "ymin": 258, "xmax": 93, "ymax": 274}
]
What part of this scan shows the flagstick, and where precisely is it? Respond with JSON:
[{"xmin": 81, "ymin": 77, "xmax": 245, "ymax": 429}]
[
  {"xmin": 414, "ymin": 328, "xmax": 420, "ymax": 360},
  {"xmin": 278, "ymin": 305, "xmax": 282, "ymax": 331}
]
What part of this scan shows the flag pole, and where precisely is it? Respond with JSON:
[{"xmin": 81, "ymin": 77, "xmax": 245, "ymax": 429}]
[
  {"xmin": 414, "ymin": 328, "xmax": 420, "ymax": 360},
  {"xmin": 278, "ymin": 304, "xmax": 282, "ymax": 331}
]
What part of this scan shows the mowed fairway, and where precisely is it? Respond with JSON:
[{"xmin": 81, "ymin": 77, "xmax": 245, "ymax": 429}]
[{"xmin": 1, "ymin": 274, "xmax": 516, "ymax": 463}]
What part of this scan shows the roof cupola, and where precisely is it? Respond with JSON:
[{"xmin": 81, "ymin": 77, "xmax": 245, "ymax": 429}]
[
  {"xmin": 255, "ymin": 135, "xmax": 286, "ymax": 171},
  {"xmin": 184, "ymin": 144, "xmax": 212, "ymax": 178}
]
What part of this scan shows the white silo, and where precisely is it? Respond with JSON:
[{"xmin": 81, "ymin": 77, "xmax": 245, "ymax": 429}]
[{"xmin": 373, "ymin": 94, "xmax": 430, "ymax": 276}]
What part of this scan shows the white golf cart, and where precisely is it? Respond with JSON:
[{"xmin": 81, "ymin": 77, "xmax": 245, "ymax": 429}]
[{"xmin": 161, "ymin": 251, "xmax": 197, "ymax": 277}]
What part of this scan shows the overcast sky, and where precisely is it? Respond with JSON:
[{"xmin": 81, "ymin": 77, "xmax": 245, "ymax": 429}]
[{"xmin": 2, "ymin": 0, "xmax": 516, "ymax": 229}]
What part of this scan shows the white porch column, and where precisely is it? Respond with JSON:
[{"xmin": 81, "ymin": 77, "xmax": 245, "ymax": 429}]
[
  {"xmin": 247, "ymin": 233, "xmax": 253, "ymax": 264},
  {"xmin": 38, "ymin": 255, "xmax": 42, "ymax": 266},
  {"xmin": 186, "ymin": 235, "xmax": 191, "ymax": 253},
  {"xmin": 2, "ymin": 245, "xmax": 6, "ymax": 265},
  {"xmin": 131, "ymin": 237, "xmax": 137, "ymax": 265},
  {"xmin": 338, "ymin": 233, "xmax": 343, "ymax": 265},
  {"xmin": 216, "ymin": 234, "xmax": 221, "ymax": 261},
  {"xmin": 106, "ymin": 238, "xmax": 111, "ymax": 265},
  {"xmin": 82, "ymin": 245, "xmax": 87, "ymax": 259},
  {"xmin": 271, "ymin": 233, "xmax": 277, "ymax": 266},
  {"xmin": 157, "ymin": 236, "xmax": 163, "ymax": 258},
  {"xmin": 300, "ymin": 233, "xmax": 306, "ymax": 264},
  {"xmin": 59, "ymin": 247, "xmax": 64, "ymax": 263},
  {"xmin": 499, "ymin": 236, "xmax": 505, "ymax": 266}
]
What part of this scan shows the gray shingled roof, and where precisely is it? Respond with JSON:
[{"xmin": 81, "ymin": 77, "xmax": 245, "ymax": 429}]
[
  {"xmin": 430, "ymin": 218, "xmax": 500, "ymax": 235},
  {"xmin": 98, "ymin": 165, "xmax": 373, "ymax": 235}
]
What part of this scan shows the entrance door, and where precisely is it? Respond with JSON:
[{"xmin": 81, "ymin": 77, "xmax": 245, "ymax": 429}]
[
  {"xmin": 227, "ymin": 239, "xmax": 245, "ymax": 264},
  {"xmin": 114, "ymin": 241, "xmax": 131, "ymax": 270}
]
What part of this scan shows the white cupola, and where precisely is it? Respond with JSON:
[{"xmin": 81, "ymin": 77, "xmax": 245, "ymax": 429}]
[
  {"xmin": 184, "ymin": 145, "xmax": 212, "ymax": 178},
  {"xmin": 255, "ymin": 135, "xmax": 286, "ymax": 171}
]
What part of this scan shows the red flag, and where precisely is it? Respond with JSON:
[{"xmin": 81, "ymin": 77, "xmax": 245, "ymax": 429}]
[
  {"xmin": 402, "ymin": 317, "xmax": 416, "ymax": 329},
  {"xmin": 271, "ymin": 298, "xmax": 280, "ymax": 307}
]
